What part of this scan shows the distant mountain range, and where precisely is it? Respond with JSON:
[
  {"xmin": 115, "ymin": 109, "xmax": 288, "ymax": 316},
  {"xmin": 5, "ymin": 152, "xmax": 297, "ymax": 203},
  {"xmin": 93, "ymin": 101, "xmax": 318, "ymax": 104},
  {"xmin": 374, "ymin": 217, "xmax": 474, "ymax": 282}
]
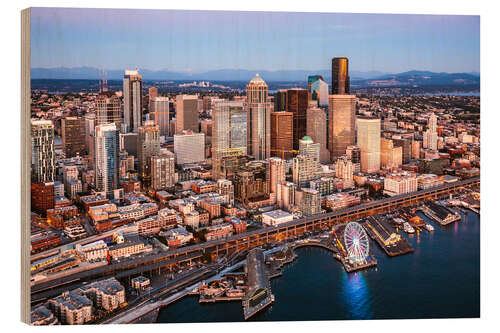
[{"xmin": 31, "ymin": 67, "xmax": 479, "ymax": 86}]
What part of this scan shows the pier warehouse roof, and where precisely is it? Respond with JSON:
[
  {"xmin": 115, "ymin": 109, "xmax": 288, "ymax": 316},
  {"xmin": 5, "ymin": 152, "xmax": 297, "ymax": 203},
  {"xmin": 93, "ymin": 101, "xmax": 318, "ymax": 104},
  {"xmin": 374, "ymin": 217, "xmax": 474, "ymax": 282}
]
[{"xmin": 246, "ymin": 248, "xmax": 268, "ymax": 296}]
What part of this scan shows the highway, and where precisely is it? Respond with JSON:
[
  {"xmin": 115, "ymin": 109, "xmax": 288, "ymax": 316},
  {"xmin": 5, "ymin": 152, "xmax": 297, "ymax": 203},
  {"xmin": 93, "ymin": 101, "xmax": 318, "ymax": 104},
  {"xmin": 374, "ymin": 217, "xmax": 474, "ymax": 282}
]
[{"xmin": 31, "ymin": 177, "xmax": 479, "ymax": 295}]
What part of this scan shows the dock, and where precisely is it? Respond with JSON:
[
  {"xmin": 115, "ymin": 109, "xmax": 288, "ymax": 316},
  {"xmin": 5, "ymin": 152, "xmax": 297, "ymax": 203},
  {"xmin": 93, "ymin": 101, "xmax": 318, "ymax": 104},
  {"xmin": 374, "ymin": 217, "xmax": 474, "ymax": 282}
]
[
  {"xmin": 420, "ymin": 201, "xmax": 461, "ymax": 226},
  {"xmin": 242, "ymin": 248, "xmax": 274, "ymax": 320},
  {"xmin": 363, "ymin": 216, "xmax": 414, "ymax": 257}
]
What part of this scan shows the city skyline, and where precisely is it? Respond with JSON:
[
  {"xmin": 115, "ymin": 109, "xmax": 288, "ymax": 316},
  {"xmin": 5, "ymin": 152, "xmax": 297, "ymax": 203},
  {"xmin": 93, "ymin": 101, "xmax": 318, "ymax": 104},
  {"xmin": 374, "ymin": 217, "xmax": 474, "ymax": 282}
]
[{"xmin": 30, "ymin": 8, "xmax": 479, "ymax": 74}]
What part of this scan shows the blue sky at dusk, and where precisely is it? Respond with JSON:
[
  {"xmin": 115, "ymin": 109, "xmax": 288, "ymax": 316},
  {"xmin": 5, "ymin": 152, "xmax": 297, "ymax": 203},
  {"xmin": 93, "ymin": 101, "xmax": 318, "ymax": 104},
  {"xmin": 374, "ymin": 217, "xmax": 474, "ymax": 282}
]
[{"xmin": 30, "ymin": 8, "xmax": 480, "ymax": 73}]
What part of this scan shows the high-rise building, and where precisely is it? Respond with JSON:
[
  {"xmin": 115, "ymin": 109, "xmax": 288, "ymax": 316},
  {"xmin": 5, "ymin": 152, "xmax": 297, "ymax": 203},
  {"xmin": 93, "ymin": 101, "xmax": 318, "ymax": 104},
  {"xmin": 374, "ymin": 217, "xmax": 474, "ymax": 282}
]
[
  {"xmin": 247, "ymin": 75, "xmax": 272, "ymax": 160},
  {"xmin": 233, "ymin": 160, "xmax": 270, "ymax": 205},
  {"xmin": 300, "ymin": 188, "xmax": 321, "ymax": 217},
  {"xmin": 306, "ymin": 106, "xmax": 329, "ymax": 163},
  {"xmin": 31, "ymin": 182, "xmax": 55, "ymax": 216},
  {"xmin": 84, "ymin": 113, "xmax": 96, "ymax": 154},
  {"xmin": 95, "ymin": 123, "xmax": 119, "ymax": 198},
  {"xmin": 292, "ymin": 154, "xmax": 321, "ymax": 189},
  {"xmin": 307, "ymin": 75, "xmax": 324, "ymax": 95},
  {"xmin": 331, "ymin": 57, "xmax": 350, "ymax": 95},
  {"xmin": 174, "ymin": 130, "xmax": 205, "ymax": 165},
  {"xmin": 310, "ymin": 78, "xmax": 329, "ymax": 107},
  {"xmin": 216, "ymin": 179, "xmax": 234, "ymax": 205},
  {"xmin": 392, "ymin": 136, "xmax": 412, "ymax": 164},
  {"xmin": 152, "ymin": 97, "xmax": 170, "ymax": 137},
  {"xmin": 123, "ymin": 70, "xmax": 143, "ymax": 133},
  {"xmin": 423, "ymin": 113, "xmax": 438, "ymax": 151},
  {"xmin": 270, "ymin": 111, "xmax": 293, "ymax": 160},
  {"xmin": 299, "ymin": 136, "xmax": 320, "ymax": 163},
  {"xmin": 148, "ymin": 87, "xmax": 158, "ymax": 111},
  {"xmin": 151, "ymin": 152, "xmax": 175, "ymax": 190},
  {"xmin": 31, "ymin": 120, "xmax": 55, "ymax": 183},
  {"xmin": 246, "ymin": 74, "xmax": 268, "ymax": 104},
  {"xmin": 287, "ymin": 88, "xmax": 308, "ymax": 149},
  {"xmin": 412, "ymin": 140, "xmax": 421, "ymax": 160},
  {"xmin": 137, "ymin": 121, "xmax": 160, "ymax": 184},
  {"xmin": 61, "ymin": 117, "xmax": 86, "ymax": 158},
  {"xmin": 277, "ymin": 182, "xmax": 296, "ymax": 211},
  {"xmin": 380, "ymin": 138, "xmax": 403, "ymax": 169},
  {"xmin": 96, "ymin": 91, "xmax": 121, "ymax": 129},
  {"xmin": 212, "ymin": 100, "xmax": 247, "ymax": 179},
  {"xmin": 346, "ymin": 145, "xmax": 361, "ymax": 172},
  {"xmin": 357, "ymin": 117, "xmax": 381, "ymax": 173},
  {"xmin": 328, "ymin": 94, "xmax": 356, "ymax": 161},
  {"xmin": 335, "ymin": 155, "xmax": 354, "ymax": 188},
  {"xmin": 269, "ymin": 157, "xmax": 286, "ymax": 196},
  {"xmin": 176, "ymin": 95, "xmax": 199, "ymax": 134},
  {"xmin": 274, "ymin": 89, "xmax": 287, "ymax": 112}
]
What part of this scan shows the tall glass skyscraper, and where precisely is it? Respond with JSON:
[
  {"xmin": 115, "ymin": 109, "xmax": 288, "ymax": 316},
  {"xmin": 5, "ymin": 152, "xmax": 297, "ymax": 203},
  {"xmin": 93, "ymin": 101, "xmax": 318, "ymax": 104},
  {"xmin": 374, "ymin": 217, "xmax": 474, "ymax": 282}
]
[
  {"xmin": 95, "ymin": 123, "xmax": 119, "ymax": 197},
  {"xmin": 123, "ymin": 69, "xmax": 143, "ymax": 133},
  {"xmin": 331, "ymin": 57, "xmax": 350, "ymax": 95},
  {"xmin": 212, "ymin": 100, "xmax": 247, "ymax": 179},
  {"xmin": 247, "ymin": 74, "xmax": 272, "ymax": 160}
]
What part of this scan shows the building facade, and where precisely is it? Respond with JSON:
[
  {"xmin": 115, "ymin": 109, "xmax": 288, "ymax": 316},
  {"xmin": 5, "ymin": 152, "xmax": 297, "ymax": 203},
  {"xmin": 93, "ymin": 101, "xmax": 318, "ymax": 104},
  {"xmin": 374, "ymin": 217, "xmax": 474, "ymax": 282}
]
[{"xmin": 123, "ymin": 70, "xmax": 143, "ymax": 133}]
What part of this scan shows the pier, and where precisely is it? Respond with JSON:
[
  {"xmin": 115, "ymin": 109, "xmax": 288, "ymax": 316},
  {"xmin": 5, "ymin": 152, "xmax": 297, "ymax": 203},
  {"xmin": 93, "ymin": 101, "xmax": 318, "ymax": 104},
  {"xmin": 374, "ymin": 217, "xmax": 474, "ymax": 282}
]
[
  {"xmin": 363, "ymin": 216, "xmax": 414, "ymax": 257},
  {"xmin": 243, "ymin": 248, "xmax": 274, "ymax": 320}
]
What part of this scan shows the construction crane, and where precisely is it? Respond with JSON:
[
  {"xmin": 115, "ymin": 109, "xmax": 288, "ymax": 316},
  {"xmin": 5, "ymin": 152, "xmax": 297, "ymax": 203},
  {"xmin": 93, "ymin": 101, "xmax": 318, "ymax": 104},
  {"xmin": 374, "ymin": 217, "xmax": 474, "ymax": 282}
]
[{"xmin": 270, "ymin": 149, "xmax": 300, "ymax": 160}]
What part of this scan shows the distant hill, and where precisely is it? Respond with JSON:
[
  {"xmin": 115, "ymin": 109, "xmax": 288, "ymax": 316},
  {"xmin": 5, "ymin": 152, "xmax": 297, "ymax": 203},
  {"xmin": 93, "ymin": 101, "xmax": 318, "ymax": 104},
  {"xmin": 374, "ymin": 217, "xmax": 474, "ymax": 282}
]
[{"xmin": 31, "ymin": 67, "xmax": 479, "ymax": 86}]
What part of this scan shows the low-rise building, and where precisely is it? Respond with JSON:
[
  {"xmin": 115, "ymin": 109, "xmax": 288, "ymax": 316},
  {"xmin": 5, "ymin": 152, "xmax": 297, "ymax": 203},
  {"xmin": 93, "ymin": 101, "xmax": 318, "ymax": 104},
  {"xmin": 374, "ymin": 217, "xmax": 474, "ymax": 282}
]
[
  {"xmin": 204, "ymin": 223, "xmax": 234, "ymax": 241},
  {"xmin": 262, "ymin": 210, "xmax": 293, "ymax": 227}
]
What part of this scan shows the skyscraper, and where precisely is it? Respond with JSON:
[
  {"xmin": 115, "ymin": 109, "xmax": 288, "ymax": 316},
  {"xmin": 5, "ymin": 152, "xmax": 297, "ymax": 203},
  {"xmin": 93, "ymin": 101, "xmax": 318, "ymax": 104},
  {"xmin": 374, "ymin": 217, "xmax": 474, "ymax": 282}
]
[
  {"xmin": 212, "ymin": 100, "xmax": 247, "ymax": 179},
  {"xmin": 95, "ymin": 123, "xmax": 119, "ymax": 198},
  {"xmin": 346, "ymin": 145, "xmax": 361, "ymax": 172},
  {"xmin": 96, "ymin": 91, "xmax": 121, "ymax": 129},
  {"xmin": 137, "ymin": 121, "xmax": 160, "ymax": 185},
  {"xmin": 357, "ymin": 117, "xmax": 381, "ymax": 173},
  {"xmin": 123, "ymin": 69, "xmax": 143, "ymax": 133},
  {"xmin": 287, "ymin": 88, "xmax": 308, "ymax": 149},
  {"xmin": 331, "ymin": 57, "xmax": 350, "ymax": 95},
  {"xmin": 306, "ymin": 106, "xmax": 329, "ymax": 163},
  {"xmin": 310, "ymin": 78, "xmax": 329, "ymax": 107},
  {"xmin": 31, "ymin": 120, "xmax": 55, "ymax": 183},
  {"xmin": 307, "ymin": 75, "xmax": 324, "ymax": 95},
  {"xmin": 148, "ymin": 86, "xmax": 158, "ymax": 111},
  {"xmin": 247, "ymin": 74, "xmax": 272, "ymax": 160},
  {"xmin": 299, "ymin": 136, "xmax": 320, "ymax": 163},
  {"xmin": 151, "ymin": 152, "xmax": 175, "ymax": 190},
  {"xmin": 152, "ymin": 97, "xmax": 170, "ymax": 137},
  {"xmin": 423, "ymin": 113, "xmax": 438, "ymax": 151},
  {"xmin": 381, "ymin": 138, "xmax": 403, "ymax": 169},
  {"xmin": 84, "ymin": 113, "xmax": 96, "ymax": 153},
  {"xmin": 61, "ymin": 116, "xmax": 86, "ymax": 158},
  {"xmin": 274, "ymin": 89, "xmax": 287, "ymax": 112},
  {"xmin": 174, "ymin": 130, "xmax": 205, "ymax": 165},
  {"xmin": 335, "ymin": 155, "xmax": 354, "ymax": 188},
  {"xmin": 328, "ymin": 94, "xmax": 356, "ymax": 161},
  {"xmin": 270, "ymin": 111, "xmax": 293, "ymax": 160},
  {"xmin": 175, "ymin": 95, "xmax": 199, "ymax": 134},
  {"xmin": 269, "ymin": 157, "xmax": 286, "ymax": 196}
]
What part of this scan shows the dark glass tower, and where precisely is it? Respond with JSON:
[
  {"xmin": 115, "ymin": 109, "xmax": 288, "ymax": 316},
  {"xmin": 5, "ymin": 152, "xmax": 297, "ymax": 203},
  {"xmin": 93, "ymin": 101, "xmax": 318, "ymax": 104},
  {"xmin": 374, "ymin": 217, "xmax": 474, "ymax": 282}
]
[{"xmin": 332, "ymin": 57, "xmax": 350, "ymax": 95}]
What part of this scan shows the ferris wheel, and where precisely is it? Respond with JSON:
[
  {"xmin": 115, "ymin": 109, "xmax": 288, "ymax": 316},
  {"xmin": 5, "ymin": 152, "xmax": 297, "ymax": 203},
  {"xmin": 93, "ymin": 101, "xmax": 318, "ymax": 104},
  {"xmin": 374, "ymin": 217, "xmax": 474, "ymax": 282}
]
[{"xmin": 343, "ymin": 222, "xmax": 370, "ymax": 263}]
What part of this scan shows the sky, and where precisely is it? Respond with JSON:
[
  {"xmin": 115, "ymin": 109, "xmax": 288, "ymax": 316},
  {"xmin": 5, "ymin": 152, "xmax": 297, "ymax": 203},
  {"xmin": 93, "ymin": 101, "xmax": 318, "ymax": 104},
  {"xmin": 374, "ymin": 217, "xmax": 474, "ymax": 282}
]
[{"xmin": 30, "ymin": 8, "xmax": 480, "ymax": 73}]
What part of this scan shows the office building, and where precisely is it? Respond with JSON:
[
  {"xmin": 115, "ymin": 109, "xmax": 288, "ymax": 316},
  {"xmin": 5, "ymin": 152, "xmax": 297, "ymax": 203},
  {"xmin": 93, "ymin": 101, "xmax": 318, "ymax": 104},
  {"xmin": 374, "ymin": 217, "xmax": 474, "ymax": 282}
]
[
  {"xmin": 393, "ymin": 136, "xmax": 412, "ymax": 164},
  {"xmin": 331, "ymin": 57, "xmax": 350, "ymax": 94},
  {"xmin": 328, "ymin": 94, "xmax": 356, "ymax": 161},
  {"xmin": 137, "ymin": 121, "xmax": 160, "ymax": 184},
  {"xmin": 123, "ymin": 70, "xmax": 143, "ymax": 133},
  {"xmin": 151, "ymin": 97, "xmax": 170, "ymax": 137},
  {"xmin": 357, "ymin": 117, "xmax": 381, "ymax": 173},
  {"xmin": 148, "ymin": 86, "xmax": 158, "ymax": 111},
  {"xmin": 95, "ymin": 123, "xmax": 119, "ymax": 198},
  {"xmin": 277, "ymin": 181, "xmax": 296, "ymax": 211},
  {"xmin": 233, "ymin": 160, "xmax": 270, "ymax": 206},
  {"xmin": 383, "ymin": 172, "xmax": 418, "ymax": 196},
  {"xmin": 96, "ymin": 91, "xmax": 121, "ymax": 129},
  {"xmin": 84, "ymin": 113, "xmax": 96, "ymax": 153},
  {"xmin": 31, "ymin": 120, "xmax": 55, "ymax": 183},
  {"xmin": 247, "ymin": 75, "xmax": 272, "ymax": 160},
  {"xmin": 306, "ymin": 106, "xmax": 329, "ymax": 163},
  {"xmin": 274, "ymin": 89, "xmax": 287, "ymax": 111},
  {"xmin": 380, "ymin": 138, "xmax": 403, "ymax": 169},
  {"xmin": 270, "ymin": 111, "xmax": 293, "ymax": 159},
  {"xmin": 307, "ymin": 75, "xmax": 324, "ymax": 95},
  {"xmin": 62, "ymin": 117, "xmax": 86, "ymax": 158},
  {"xmin": 287, "ymin": 88, "xmax": 308, "ymax": 149},
  {"xmin": 423, "ymin": 113, "xmax": 438, "ymax": 151},
  {"xmin": 299, "ymin": 136, "xmax": 320, "ymax": 163},
  {"xmin": 176, "ymin": 95, "xmax": 199, "ymax": 133},
  {"xmin": 310, "ymin": 78, "xmax": 329, "ymax": 107},
  {"xmin": 174, "ymin": 130, "xmax": 205, "ymax": 165},
  {"xmin": 212, "ymin": 100, "xmax": 247, "ymax": 179},
  {"xmin": 346, "ymin": 145, "xmax": 361, "ymax": 172},
  {"xmin": 292, "ymin": 154, "xmax": 321, "ymax": 188},
  {"xmin": 31, "ymin": 182, "xmax": 55, "ymax": 215}
]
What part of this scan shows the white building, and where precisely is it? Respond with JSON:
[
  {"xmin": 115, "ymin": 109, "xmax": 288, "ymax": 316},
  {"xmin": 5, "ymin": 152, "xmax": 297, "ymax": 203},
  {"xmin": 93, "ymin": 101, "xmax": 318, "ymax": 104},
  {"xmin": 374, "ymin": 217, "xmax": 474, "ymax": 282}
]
[
  {"xmin": 383, "ymin": 172, "xmax": 418, "ymax": 196},
  {"xmin": 174, "ymin": 130, "xmax": 205, "ymax": 165},
  {"xmin": 262, "ymin": 210, "xmax": 293, "ymax": 227}
]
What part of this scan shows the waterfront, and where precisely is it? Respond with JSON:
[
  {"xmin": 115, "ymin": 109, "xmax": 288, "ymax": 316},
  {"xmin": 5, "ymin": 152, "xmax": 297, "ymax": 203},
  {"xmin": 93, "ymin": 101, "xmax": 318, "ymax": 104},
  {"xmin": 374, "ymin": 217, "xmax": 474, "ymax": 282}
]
[{"xmin": 157, "ymin": 211, "xmax": 479, "ymax": 322}]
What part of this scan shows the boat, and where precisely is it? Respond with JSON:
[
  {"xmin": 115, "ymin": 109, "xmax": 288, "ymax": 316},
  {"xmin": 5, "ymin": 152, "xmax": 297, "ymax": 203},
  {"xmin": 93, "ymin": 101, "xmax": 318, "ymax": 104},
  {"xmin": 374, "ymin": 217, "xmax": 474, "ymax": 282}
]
[
  {"xmin": 403, "ymin": 222, "xmax": 415, "ymax": 234},
  {"xmin": 424, "ymin": 224, "xmax": 434, "ymax": 232}
]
